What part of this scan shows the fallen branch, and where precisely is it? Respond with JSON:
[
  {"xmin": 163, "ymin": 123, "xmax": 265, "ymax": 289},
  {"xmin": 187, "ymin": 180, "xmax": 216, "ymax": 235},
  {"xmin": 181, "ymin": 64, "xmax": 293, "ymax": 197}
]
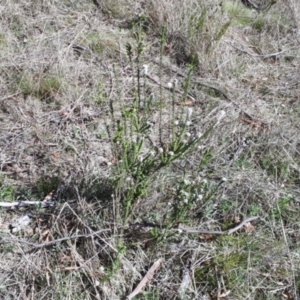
[
  {"xmin": 178, "ymin": 216, "xmax": 259, "ymax": 235},
  {"xmin": 127, "ymin": 259, "xmax": 162, "ymax": 300},
  {"xmin": 239, "ymin": 112, "xmax": 270, "ymax": 131},
  {"xmin": 0, "ymin": 201, "xmax": 55, "ymax": 208},
  {"xmin": 228, "ymin": 43, "xmax": 291, "ymax": 59},
  {"xmin": 0, "ymin": 228, "xmax": 111, "ymax": 250},
  {"xmin": 1, "ymin": 217, "xmax": 259, "ymax": 253}
]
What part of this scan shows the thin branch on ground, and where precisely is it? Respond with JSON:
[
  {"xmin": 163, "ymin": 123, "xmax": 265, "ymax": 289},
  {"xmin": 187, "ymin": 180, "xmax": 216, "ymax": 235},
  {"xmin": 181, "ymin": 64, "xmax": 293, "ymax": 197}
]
[
  {"xmin": 0, "ymin": 201, "xmax": 55, "ymax": 208},
  {"xmin": 0, "ymin": 228, "xmax": 111, "ymax": 250},
  {"xmin": 178, "ymin": 216, "xmax": 260, "ymax": 235}
]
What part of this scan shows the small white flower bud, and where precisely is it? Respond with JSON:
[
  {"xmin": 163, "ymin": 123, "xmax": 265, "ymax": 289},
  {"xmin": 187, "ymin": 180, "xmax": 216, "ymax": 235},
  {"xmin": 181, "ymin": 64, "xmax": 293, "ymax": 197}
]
[
  {"xmin": 94, "ymin": 280, "xmax": 100, "ymax": 286},
  {"xmin": 196, "ymin": 194, "xmax": 203, "ymax": 201},
  {"xmin": 216, "ymin": 110, "xmax": 226, "ymax": 121},
  {"xmin": 143, "ymin": 64, "xmax": 149, "ymax": 75},
  {"xmin": 149, "ymin": 151, "xmax": 155, "ymax": 156},
  {"xmin": 187, "ymin": 108, "xmax": 193, "ymax": 118},
  {"xmin": 167, "ymin": 82, "xmax": 173, "ymax": 89},
  {"xmin": 184, "ymin": 179, "xmax": 191, "ymax": 185}
]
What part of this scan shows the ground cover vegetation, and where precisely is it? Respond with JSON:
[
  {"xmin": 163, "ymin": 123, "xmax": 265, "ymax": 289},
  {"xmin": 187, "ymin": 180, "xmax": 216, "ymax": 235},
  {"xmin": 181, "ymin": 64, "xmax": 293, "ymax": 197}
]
[{"xmin": 0, "ymin": 0, "xmax": 300, "ymax": 299}]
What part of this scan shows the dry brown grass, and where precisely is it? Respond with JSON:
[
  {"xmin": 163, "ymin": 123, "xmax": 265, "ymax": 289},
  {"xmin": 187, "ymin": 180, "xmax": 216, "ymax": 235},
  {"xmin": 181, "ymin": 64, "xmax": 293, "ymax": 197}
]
[{"xmin": 1, "ymin": 0, "xmax": 300, "ymax": 299}]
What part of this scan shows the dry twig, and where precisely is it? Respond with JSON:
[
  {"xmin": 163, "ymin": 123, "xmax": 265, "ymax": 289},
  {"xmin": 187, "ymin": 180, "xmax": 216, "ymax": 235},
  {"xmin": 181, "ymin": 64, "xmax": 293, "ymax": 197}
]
[
  {"xmin": 178, "ymin": 216, "xmax": 259, "ymax": 235},
  {"xmin": 127, "ymin": 259, "xmax": 162, "ymax": 300},
  {"xmin": 0, "ymin": 229, "xmax": 111, "ymax": 250}
]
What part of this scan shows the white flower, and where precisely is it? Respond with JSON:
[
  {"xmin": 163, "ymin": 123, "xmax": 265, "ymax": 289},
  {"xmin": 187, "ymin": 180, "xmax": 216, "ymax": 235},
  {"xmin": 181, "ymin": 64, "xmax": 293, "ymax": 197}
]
[
  {"xmin": 185, "ymin": 132, "xmax": 191, "ymax": 137},
  {"xmin": 186, "ymin": 121, "xmax": 191, "ymax": 126},
  {"xmin": 143, "ymin": 64, "xmax": 149, "ymax": 75},
  {"xmin": 99, "ymin": 266, "xmax": 105, "ymax": 272},
  {"xmin": 167, "ymin": 82, "xmax": 173, "ymax": 89},
  {"xmin": 196, "ymin": 194, "xmax": 203, "ymax": 201},
  {"xmin": 183, "ymin": 198, "xmax": 189, "ymax": 204},
  {"xmin": 216, "ymin": 110, "xmax": 226, "ymax": 121},
  {"xmin": 167, "ymin": 79, "xmax": 178, "ymax": 89},
  {"xmin": 168, "ymin": 151, "xmax": 174, "ymax": 156},
  {"xmin": 184, "ymin": 179, "xmax": 191, "ymax": 185},
  {"xmin": 187, "ymin": 107, "xmax": 193, "ymax": 118},
  {"xmin": 158, "ymin": 147, "xmax": 164, "ymax": 153},
  {"xmin": 221, "ymin": 177, "xmax": 227, "ymax": 182},
  {"xmin": 196, "ymin": 132, "xmax": 202, "ymax": 138},
  {"xmin": 174, "ymin": 120, "xmax": 179, "ymax": 125},
  {"xmin": 180, "ymin": 190, "xmax": 189, "ymax": 197},
  {"xmin": 149, "ymin": 150, "xmax": 155, "ymax": 156}
]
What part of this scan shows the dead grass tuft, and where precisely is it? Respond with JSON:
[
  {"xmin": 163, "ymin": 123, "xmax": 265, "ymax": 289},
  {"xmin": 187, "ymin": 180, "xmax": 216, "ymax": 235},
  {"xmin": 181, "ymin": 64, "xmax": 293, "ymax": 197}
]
[{"xmin": 1, "ymin": 0, "xmax": 300, "ymax": 299}]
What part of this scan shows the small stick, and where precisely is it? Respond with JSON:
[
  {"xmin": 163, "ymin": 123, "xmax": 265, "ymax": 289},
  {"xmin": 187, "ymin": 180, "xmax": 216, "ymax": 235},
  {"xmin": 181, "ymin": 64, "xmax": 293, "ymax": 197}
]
[
  {"xmin": 178, "ymin": 216, "xmax": 259, "ymax": 235},
  {"xmin": 227, "ymin": 216, "xmax": 259, "ymax": 234},
  {"xmin": 228, "ymin": 43, "xmax": 291, "ymax": 59},
  {"xmin": 0, "ymin": 229, "xmax": 111, "ymax": 249},
  {"xmin": 127, "ymin": 259, "xmax": 162, "ymax": 300}
]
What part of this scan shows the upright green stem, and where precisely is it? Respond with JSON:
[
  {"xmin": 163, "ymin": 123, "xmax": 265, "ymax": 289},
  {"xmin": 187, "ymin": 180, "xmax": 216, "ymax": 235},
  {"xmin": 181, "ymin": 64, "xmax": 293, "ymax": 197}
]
[{"xmin": 159, "ymin": 26, "xmax": 166, "ymax": 145}]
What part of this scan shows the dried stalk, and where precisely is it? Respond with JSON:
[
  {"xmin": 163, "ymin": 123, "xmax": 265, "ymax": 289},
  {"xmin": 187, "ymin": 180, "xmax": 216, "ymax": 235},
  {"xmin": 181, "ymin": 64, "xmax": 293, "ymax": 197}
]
[
  {"xmin": 178, "ymin": 216, "xmax": 259, "ymax": 235},
  {"xmin": 127, "ymin": 259, "xmax": 162, "ymax": 300}
]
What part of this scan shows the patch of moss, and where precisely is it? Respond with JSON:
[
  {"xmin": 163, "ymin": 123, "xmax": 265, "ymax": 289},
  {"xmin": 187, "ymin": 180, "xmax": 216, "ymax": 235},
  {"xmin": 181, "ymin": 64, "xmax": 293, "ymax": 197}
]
[
  {"xmin": 252, "ymin": 17, "xmax": 266, "ymax": 32},
  {"xmin": 37, "ymin": 76, "xmax": 62, "ymax": 102},
  {"xmin": 34, "ymin": 176, "xmax": 61, "ymax": 198},
  {"xmin": 0, "ymin": 180, "xmax": 14, "ymax": 202},
  {"xmin": 18, "ymin": 74, "xmax": 62, "ymax": 102}
]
